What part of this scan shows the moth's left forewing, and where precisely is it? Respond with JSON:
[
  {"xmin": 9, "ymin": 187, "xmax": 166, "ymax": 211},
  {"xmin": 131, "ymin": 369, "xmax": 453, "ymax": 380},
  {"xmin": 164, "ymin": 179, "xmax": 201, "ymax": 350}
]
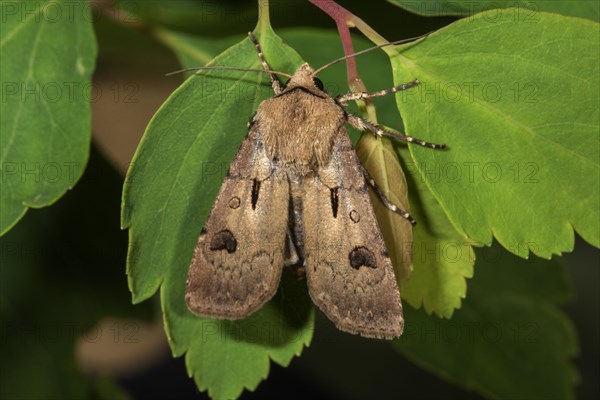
[
  {"xmin": 303, "ymin": 132, "xmax": 404, "ymax": 339},
  {"xmin": 185, "ymin": 127, "xmax": 289, "ymax": 320}
]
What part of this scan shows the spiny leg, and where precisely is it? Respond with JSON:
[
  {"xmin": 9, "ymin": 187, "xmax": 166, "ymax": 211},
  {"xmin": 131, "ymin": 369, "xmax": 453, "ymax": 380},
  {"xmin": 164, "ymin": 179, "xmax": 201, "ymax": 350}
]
[
  {"xmin": 359, "ymin": 163, "xmax": 416, "ymax": 225},
  {"xmin": 347, "ymin": 114, "xmax": 446, "ymax": 149},
  {"xmin": 336, "ymin": 80, "xmax": 420, "ymax": 104},
  {"xmin": 247, "ymin": 32, "xmax": 283, "ymax": 94}
]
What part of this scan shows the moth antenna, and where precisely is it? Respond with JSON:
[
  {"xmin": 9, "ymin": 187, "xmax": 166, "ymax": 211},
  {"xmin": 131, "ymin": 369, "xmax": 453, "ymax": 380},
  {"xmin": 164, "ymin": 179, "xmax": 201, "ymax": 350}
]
[
  {"xmin": 247, "ymin": 32, "xmax": 284, "ymax": 94},
  {"xmin": 313, "ymin": 32, "xmax": 432, "ymax": 76},
  {"xmin": 165, "ymin": 66, "xmax": 293, "ymax": 79},
  {"xmin": 336, "ymin": 80, "xmax": 420, "ymax": 103}
]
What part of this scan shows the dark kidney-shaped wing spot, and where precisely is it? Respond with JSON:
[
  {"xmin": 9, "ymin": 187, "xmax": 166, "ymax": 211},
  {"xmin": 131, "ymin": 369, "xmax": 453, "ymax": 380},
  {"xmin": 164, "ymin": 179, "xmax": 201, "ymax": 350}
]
[
  {"xmin": 349, "ymin": 246, "xmax": 377, "ymax": 269},
  {"xmin": 210, "ymin": 229, "xmax": 237, "ymax": 254},
  {"xmin": 349, "ymin": 209, "xmax": 360, "ymax": 223}
]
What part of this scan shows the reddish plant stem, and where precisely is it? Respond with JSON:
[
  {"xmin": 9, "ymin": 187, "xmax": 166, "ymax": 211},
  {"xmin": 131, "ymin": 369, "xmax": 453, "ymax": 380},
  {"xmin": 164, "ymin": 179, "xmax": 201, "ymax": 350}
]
[
  {"xmin": 308, "ymin": 0, "xmax": 388, "ymax": 121},
  {"xmin": 307, "ymin": 0, "xmax": 359, "ymax": 84}
]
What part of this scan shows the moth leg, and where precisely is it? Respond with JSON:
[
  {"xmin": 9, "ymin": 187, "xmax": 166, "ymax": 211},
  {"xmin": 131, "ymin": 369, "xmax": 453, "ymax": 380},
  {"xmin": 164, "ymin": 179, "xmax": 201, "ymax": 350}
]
[
  {"xmin": 336, "ymin": 79, "xmax": 420, "ymax": 104},
  {"xmin": 346, "ymin": 114, "xmax": 446, "ymax": 149},
  {"xmin": 359, "ymin": 162, "xmax": 416, "ymax": 226},
  {"xmin": 247, "ymin": 32, "xmax": 283, "ymax": 94}
]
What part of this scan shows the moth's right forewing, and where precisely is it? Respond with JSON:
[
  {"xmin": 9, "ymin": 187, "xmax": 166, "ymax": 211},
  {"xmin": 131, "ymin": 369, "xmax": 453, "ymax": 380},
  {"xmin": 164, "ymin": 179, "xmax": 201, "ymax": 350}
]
[
  {"xmin": 303, "ymin": 132, "xmax": 404, "ymax": 339},
  {"xmin": 185, "ymin": 127, "xmax": 289, "ymax": 319}
]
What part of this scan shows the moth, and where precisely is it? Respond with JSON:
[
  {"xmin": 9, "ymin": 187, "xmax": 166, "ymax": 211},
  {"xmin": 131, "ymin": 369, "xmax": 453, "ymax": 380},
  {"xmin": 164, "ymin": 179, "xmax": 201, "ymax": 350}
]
[{"xmin": 185, "ymin": 33, "xmax": 444, "ymax": 339}]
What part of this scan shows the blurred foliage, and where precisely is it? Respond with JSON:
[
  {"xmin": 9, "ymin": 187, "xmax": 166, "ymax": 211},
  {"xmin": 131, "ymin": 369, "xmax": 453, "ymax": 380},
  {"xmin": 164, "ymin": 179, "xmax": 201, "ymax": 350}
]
[{"xmin": 0, "ymin": 147, "xmax": 153, "ymax": 399}]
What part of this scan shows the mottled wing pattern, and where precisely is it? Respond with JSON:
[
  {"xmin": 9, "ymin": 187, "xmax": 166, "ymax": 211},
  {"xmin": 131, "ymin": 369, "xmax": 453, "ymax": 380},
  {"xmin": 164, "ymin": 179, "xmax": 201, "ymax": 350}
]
[
  {"xmin": 185, "ymin": 127, "xmax": 289, "ymax": 319},
  {"xmin": 302, "ymin": 131, "xmax": 404, "ymax": 339}
]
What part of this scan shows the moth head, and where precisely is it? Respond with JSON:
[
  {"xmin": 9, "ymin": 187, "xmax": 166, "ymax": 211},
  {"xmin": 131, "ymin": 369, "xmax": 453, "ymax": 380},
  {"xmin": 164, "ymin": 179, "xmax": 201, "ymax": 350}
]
[{"xmin": 284, "ymin": 63, "xmax": 325, "ymax": 93}]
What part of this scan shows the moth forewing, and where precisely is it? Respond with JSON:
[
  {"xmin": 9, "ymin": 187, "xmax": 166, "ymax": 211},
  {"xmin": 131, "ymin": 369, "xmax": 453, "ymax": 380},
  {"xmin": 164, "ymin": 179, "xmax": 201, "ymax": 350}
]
[
  {"xmin": 303, "ymin": 133, "xmax": 404, "ymax": 339},
  {"xmin": 185, "ymin": 127, "xmax": 289, "ymax": 319}
]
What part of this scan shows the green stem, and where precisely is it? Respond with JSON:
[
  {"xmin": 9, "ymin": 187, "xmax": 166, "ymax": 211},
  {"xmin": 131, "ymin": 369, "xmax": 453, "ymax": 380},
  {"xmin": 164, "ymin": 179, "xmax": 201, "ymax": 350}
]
[
  {"xmin": 256, "ymin": 0, "xmax": 271, "ymax": 35},
  {"xmin": 350, "ymin": 16, "xmax": 388, "ymax": 47}
]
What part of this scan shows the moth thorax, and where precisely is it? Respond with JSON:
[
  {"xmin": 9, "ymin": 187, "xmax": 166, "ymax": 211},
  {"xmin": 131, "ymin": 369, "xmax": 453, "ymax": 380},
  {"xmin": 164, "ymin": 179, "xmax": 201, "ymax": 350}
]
[{"xmin": 256, "ymin": 89, "xmax": 346, "ymax": 175}]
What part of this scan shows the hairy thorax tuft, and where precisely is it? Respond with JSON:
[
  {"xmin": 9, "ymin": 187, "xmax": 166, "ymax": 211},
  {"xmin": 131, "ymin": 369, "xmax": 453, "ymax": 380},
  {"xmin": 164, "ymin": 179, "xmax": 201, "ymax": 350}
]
[{"xmin": 256, "ymin": 88, "xmax": 345, "ymax": 176}]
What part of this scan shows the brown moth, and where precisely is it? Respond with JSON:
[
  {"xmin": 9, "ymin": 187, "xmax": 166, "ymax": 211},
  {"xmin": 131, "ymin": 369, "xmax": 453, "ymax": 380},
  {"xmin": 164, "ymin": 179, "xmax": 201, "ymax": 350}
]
[{"xmin": 185, "ymin": 33, "xmax": 444, "ymax": 339}]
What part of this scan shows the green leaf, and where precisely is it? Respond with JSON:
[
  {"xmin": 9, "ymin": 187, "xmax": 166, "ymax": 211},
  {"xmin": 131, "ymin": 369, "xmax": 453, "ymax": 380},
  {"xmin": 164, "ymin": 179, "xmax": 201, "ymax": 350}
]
[
  {"xmin": 390, "ymin": 12, "xmax": 600, "ymax": 258},
  {"xmin": 0, "ymin": 0, "xmax": 97, "ymax": 235},
  {"xmin": 122, "ymin": 27, "xmax": 313, "ymax": 399},
  {"xmin": 388, "ymin": 0, "xmax": 600, "ymax": 21},
  {"xmin": 182, "ymin": 274, "xmax": 313, "ymax": 399},
  {"xmin": 399, "ymin": 144, "xmax": 475, "ymax": 317},
  {"xmin": 394, "ymin": 243, "xmax": 578, "ymax": 399}
]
